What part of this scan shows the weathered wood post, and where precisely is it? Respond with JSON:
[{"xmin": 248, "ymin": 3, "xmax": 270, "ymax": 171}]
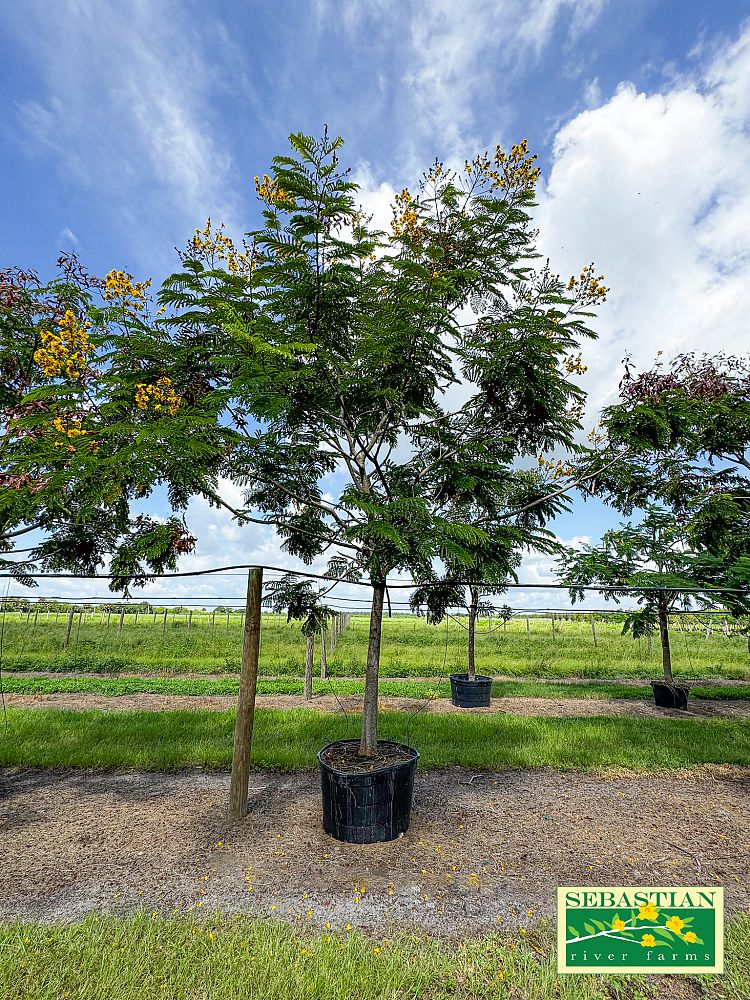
[
  {"xmin": 590, "ymin": 613, "xmax": 598, "ymax": 647},
  {"xmin": 320, "ymin": 626, "xmax": 327, "ymax": 680},
  {"xmin": 162, "ymin": 609, "xmax": 168, "ymax": 634},
  {"xmin": 229, "ymin": 567, "xmax": 264, "ymax": 820},
  {"xmin": 64, "ymin": 608, "xmax": 75, "ymax": 649},
  {"xmin": 304, "ymin": 634, "xmax": 314, "ymax": 700},
  {"xmin": 118, "ymin": 608, "xmax": 125, "ymax": 633}
]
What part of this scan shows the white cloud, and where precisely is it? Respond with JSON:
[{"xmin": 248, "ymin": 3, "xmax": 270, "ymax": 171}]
[
  {"xmin": 535, "ymin": 22, "xmax": 750, "ymax": 420},
  {"xmin": 57, "ymin": 227, "xmax": 79, "ymax": 246},
  {"xmin": 7, "ymin": 1, "xmax": 239, "ymax": 272}
]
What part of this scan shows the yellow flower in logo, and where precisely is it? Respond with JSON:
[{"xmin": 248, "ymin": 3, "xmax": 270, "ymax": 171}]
[
  {"xmin": 612, "ymin": 917, "xmax": 626, "ymax": 931},
  {"xmin": 640, "ymin": 934, "xmax": 656, "ymax": 947},
  {"xmin": 684, "ymin": 931, "xmax": 698, "ymax": 944},
  {"xmin": 638, "ymin": 901, "xmax": 659, "ymax": 921},
  {"xmin": 665, "ymin": 915, "xmax": 685, "ymax": 933}
]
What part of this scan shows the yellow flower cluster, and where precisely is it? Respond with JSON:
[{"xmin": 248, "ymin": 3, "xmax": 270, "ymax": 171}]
[
  {"xmin": 567, "ymin": 263, "xmax": 608, "ymax": 303},
  {"xmin": 51, "ymin": 416, "xmax": 95, "ymax": 454},
  {"xmin": 538, "ymin": 455, "xmax": 575, "ymax": 479},
  {"xmin": 104, "ymin": 270, "xmax": 151, "ymax": 313},
  {"xmin": 190, "ymin": 218, "xmax": 255, "ymax": 277},
  {"xmin": 564, "ymin": 352, "xmax": 588, "ymax": 375},
  {"xmin": 34, "ymin": 310, "xmax": 94, "ymax": 379},
  {"xmin": 135, "ymin": 376, "xmax": 182, "ymax": 416},
  {"xmin": 465, "ymin": 139, "xmax": 541, "ymax": 192},
  {"xmin": 391, "ymin": 188, "xmax": 428, "ymax": 246},
  {"xmin": 254, "ymin": 173, "xmax": 295, "ymax": 207}
]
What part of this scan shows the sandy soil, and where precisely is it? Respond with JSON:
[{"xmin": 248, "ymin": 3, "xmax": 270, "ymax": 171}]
[
  {"xmin": 1, "ymin": 766, "xmax": 748, "ymax": 935},
  {"xmin": 6, "ymin": 690, "xmax": 750, "ymax": 718}
]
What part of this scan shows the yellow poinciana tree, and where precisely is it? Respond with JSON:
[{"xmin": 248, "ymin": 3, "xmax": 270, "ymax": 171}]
[{"xmin": 1, "ymin": 253, "xmax": 226, "ymax": 586}]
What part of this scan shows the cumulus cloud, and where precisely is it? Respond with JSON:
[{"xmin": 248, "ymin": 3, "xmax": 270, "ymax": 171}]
[{"xmin": 535, "ymin": 22, "xmax": 750, "ymax": 418}]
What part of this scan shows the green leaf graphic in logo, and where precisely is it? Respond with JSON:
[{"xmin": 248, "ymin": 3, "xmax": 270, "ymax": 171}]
[
  {"xmin": 583, "ymin": 922, "xmax": 596, "ymax": 935},
  {"xmin": 567, "ymin": 925, "xmax": 579, "ymax": 938}
]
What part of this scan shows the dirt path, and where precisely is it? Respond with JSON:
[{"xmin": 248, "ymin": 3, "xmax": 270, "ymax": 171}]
[
  {"xmin": 6, "ymin": 690, "xmax": 750, "ymax": 718},
  {"xmin": 1, "ymin": 766, "xmax": 748, "ymax": 935}
]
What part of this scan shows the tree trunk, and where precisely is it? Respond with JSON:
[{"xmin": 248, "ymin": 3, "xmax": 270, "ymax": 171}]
[
  {"xmin": 228, "ymin": 567, "xmax": 263, "ymax": 819},
  {"xmin": 304, "ymin": 634, "xmax": 314, "ymax": 700},
  {"xmin": 360, "ymin": 579, "xmax": 386, "ymax": 757},
  {"xmin": 658, "ymin": 600, "xmax": 674, "ymax": 685},
  {"xmin": 320, "ymin": 627, "xmax": 327, "ymax": 679},
  {"xmin": 467, "ymin": 586, "xmax": 479, "ymax": 681}
]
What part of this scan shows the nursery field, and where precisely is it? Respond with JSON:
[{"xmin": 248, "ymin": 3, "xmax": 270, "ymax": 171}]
[{"xmin": 2, "ymin": 610, "xmax": 749, "ymax": 680}]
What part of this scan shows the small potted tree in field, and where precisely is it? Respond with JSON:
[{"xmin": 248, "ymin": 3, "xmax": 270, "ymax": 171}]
[
  {"xmin": 410, "ymin": 490, "xmax": 564, "ymax": 707},
  {"xmin": 559, "ymin": 505, "xmax": 748, "ymax": 709},
  {"xmin": 265, "ymin": 574, "xmax": 335, "ymax": 699}
]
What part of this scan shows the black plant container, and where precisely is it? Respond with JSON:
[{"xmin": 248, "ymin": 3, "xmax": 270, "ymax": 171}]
[
  {"xmin": 450, "ymin": 673, "xmax": 493, "ymax": 708},
  {"xmin": 651, "ymin": 680, "xmax": 690, "ymax": 710},
  {"xmin": 318, "ymin": 739, "xmax": 419, "ymax": 844}
]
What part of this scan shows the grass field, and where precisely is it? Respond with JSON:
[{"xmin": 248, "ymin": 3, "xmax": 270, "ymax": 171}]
[
  {"xmin": 2, "ymin": 706, "xmax": 749, "ymax": 771},
  {"xmin": 1, "ymin": 612, "xmax": 749, "ymax": 679},
  {"xmin": 1, "ymin": 912, "xmax": 747, "ymax": 1000},
  {"xmin": 4, "ymin": 672, "xmax": 750, "ymax": 701}
]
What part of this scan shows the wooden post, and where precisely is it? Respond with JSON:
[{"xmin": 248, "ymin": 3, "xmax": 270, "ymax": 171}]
[
  {"xmin": 320, "ymin": 627, "xmax": 327, "ymax": 680},
  {"xmin": 526, "ymin": 617, "xmax": 530, "ymax": 634},
  {"xmin": 118, "ymin": 609, "xmax": 125, "ymax": 633},
  {"xmin": 551, "ymin": 614, "xmax": 556, "ymax": 641},
  {"xmin": 152, "ymin": 610, "xmax": 157, "ymax": 625},
  {"xmin": 162, "ymin": 609, "xmax": 168, "ymax": 634},
  {"xmin": 590, "ymin": 613, "xmax": 598, "ymax": 647},
  {"xmin": 33, "ymin": 608, "xmax": 39, "ymax": 627},
  {"xmin": 212, "ymin": 609, "xmax": 216, "ymax": 627},
  {"xmin": 64, "ymin": 608, "xmax": 75, "ymax": 649},
  {"xmin": 228, "ymin": 567, "xmax": 264, "ymax": 820},
  {"xmin": 304, "ymin": 634, "xmax": 314, "ymax": 699},
  {"xmin": 106, "ymin": 610, "xmax": 111, "ymax": 627},
  {"xmin": 188, "ymin": 610, "xmax": 193, "ymax": 629},
  {"xmin": 134, "ymin": 610, "xmax": 139, "ymax": 625},
  {"xmin": 226, "ymin": 611, "xmax": 231, "ymax": 627}
]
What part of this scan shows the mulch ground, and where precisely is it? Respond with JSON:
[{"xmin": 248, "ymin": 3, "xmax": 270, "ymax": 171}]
[
  {"xmin": 1, "ymin": 766, "xmax": 748, "ymax": 935},
  {"xmin": 5, "ymin": 690, "xmax": 750, "ymax": 717}
]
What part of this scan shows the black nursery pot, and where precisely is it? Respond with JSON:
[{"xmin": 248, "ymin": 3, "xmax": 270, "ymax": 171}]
[
  {"xmin": 650, "ymin": 680, "xmax": 690, "ymax": 710},
  {"xmin": 318, "ymin": 739, "xmax": 419, "ymax": 844},
  {"xmin": 450, "ymin": 673, "xmax": 493, "ymax": 708}
]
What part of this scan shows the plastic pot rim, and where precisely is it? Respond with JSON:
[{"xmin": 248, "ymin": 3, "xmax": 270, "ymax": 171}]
[
  {"xmin": 450, "ymin": 673, "xmax": 493, "ymax": 684},
  {"xmin": 317, "ymin": 738, "xmax": 420, "ymax": 777},
  {"xmin": 649, "ymin": 679, "xmax": 691, "ymax": 691}
]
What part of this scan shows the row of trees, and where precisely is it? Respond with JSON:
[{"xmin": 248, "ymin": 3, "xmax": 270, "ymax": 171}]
[{"xmin": 2, "ymin": 131, "xmax": 749, "ymax": 754}]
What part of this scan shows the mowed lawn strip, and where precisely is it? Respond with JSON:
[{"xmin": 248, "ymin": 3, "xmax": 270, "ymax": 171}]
[
  {"xmin": 2, "ymin": 707, "xmax": 749, "ymax": 771},
  {"xmin": 4, "ymin": 673, "xmax": 750, "ymax": 701},
  {"xmin": 1, "ymin": 912, "xmax": 748, "ymax": 1000}
]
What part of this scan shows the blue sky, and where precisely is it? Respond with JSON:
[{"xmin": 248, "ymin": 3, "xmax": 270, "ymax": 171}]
[{"xmin": 3, "ymin": 1, "xmax": 750, "ymax": 610}]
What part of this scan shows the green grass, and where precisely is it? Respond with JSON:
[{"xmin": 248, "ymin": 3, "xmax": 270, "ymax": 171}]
[
  {"xmin": 2, "ymin": 612, "xmax": 749, "ymax": 680},
  {"xmin": 4, "ymin": 672, "xmax": 750, "ymax": 701},
  {"xmin": 1, "ymin": 912, "xmax": 747, "ymax": 999},
  {"xmin": 2, "ymin": 706, "xmax": 749, "ymax": 771}
]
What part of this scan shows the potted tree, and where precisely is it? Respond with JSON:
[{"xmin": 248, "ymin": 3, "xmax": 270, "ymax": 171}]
[
  {"xmin": 151, "ymin": 130, "xmax": 608, "ymax": 842},
  {"xmin": 559, "ymin": 505, "xmax": 746, "ymax": 709},
  {"xmin": 265, "ymin": 574, "xmax": 335, "ymax": 700},
  {"xmin": 410, "ymin": 489, "xmax": 565, "ymax": 707}
]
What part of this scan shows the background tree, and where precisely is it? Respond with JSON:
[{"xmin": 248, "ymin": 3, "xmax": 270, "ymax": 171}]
[
  {"xmin": 409, "ymin": 484, "xmax": 564, "ymax": 680},
  {"xmin": 159, "ymin": 130, "xmax": 608, "ymax": 758},
  {"xmin": 265, "ymin": 574, "xmax": 335, "ymax": 699},
  {"xmin": 579, "ymin": 352, "xmax": 750, "ymax": 577},
  {"xmin": 559, "ymin": 504, "xmax": 750, "ymax": 685},
  {"xmin": 1, "ymin": 254, "xmax": 225, "ymax": 589}
]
